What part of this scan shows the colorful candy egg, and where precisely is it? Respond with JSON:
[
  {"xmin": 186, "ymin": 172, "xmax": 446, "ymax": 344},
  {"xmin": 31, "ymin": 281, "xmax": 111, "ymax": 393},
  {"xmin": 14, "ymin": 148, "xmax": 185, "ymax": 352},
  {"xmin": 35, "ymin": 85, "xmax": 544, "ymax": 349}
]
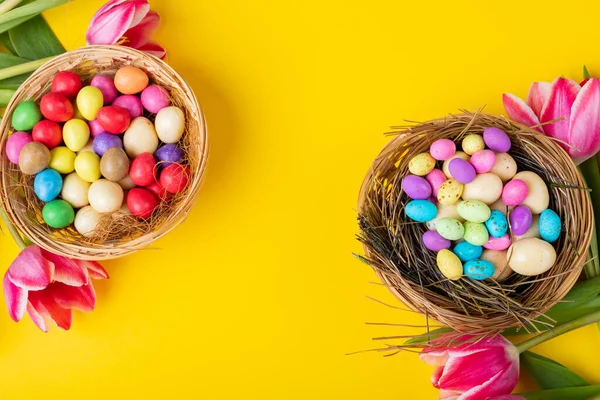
[
  {"xmin": 457, "ymin": 200, "xmax": 491, "ymax": 223},
  {"xmin": 76, "ymin": 86, "xmax": 104, "ymax": 120},
  {"xmin": 74, "ymin": 205, "xmax": 101, "ymax": 237},
  {"xmin": 436, "ymin": 218, "xmax": 465, "ymax": 240},
  {"xmin": 34, "ymin": 169, "xmax": 62, "ymax": 202},
  {"xmin": 425, "ymin": 169, "xmax": 446, "ymax": 197},
  {"xmin": 427, "ymin": 203, "xmax": 463, "ymax": 230},
  {"xmin": 112, "ymin": 95, "xmax": 143, "ymax": 120},
  {"xmin": 100, "ymin": 147, "xmax": 130, "ymax": 182},
  {"xmin": 88, "ymin": 119, "xmax": 106, "ymax": 138},
  {"xmin": 51, "ymin": 71, "xmax": 82, "ymax": 100},
  {"xmin": 442, "ymin": 151, "xmax": 470, "ymax": 178},
  {"xmin": 448, "ymin": 158, "xmax": 476, "ymax": 184},
  {"xmin": 155, "ymin": 144, "xmax": 184, "ymax": 167},
  {"xmin": 485, "ymin": 209, "xmax": 508, "ymax": 238},
  {"xmin": 514, "ymin": 214, "xmax": 540, "ymax": 240},
  {"xmin": 401, "ymin": 175, "xmax": 432, "ymax": 200},
  {"xmin": 436, "ymin": 249, "xmax": 463, "ymax": 280},
  {"xmin": 423, "ymin": 230, "xmax": 451, "ymax": 251},
  {"xmin": 159, "ymin": 163, "xmax": 190, "ymax": 194},
  {"xmin": 88, "ymin": 179, "xmax": 124, "ymax": 213},
  {"xmin": 539, "ymin": 209, "xmax": 561, "ymax": 243},
  {"xmin": 127, "ymin": 188, "xmax": 158, "ymax": 219},
  {"xmin": 509, "ymin": 205, "xmax": 533, "ymax": 236},
  {"xmin": 96, "ymin": 105, "xmax": 131, "ymax": 133},
  {"xmin": 61, "ymin": 172, "xmax": 91, "ymax": 208},
  {"xmin": 49, "ymin": 146, "xmax": 76, "ymax": 174},
  {"xmin": 502, "ymin": 179, "xmax": 528, "ymax": 206},
  {"xmin": 404, "ymin": 199, "xmax": 438, "ymax": 222},
  {"xmin": 437, "ymin": 178, "xmax": 463, "ymax": 205},
  {"xmin": 512, "ymin": 171, "xmax": 549, "ymax": 214},
  {"xmin": 429, "ymin": 139, "xmax": 456, "ymax": 161},
  {"xmin": 90, "ymin": 75, "xmax": 118, "ymax": 104},
  {"xmin": 141, "ymin": 85, "xmax": 171, "ymax": 114},
  {"xmin": 42, "ymin": 199, "xmax": 74, "ymax": 228},
  {"xmin": 481, "ymin": 250, "xmax": 512, "ymax": 281},
  {"xmin": 461, "ymin": 134, "xmax": 485, "ymax": 155},
  {"xmin": 507, "ymin": 238, "xmax": 556, "ymax": 276},
  {"xmin": 19, "ymin": 142, "xmax": 50, "ymax": 175},
  {"xmin": 469, "ymin": 149, "xmax": 496, "ymax": 174},
  {"xmin": 130, "ymin": 153, "xmax": 157, "ymax": 186},
  {"xmin": 463, "ymin": 222, "xmax": 489, "ymax": 246},
  {"xmin": 40, "ymin": 92, "xmax": 74, "ymax": 122},
  {"xmin": 145, "ymin": 181, "xmax": 171, "ymax": 202},
  {"xmin": 463, "ymin": 259, "xmax": 494, "ymax": 280},
  {"xmin": 118, "ymin": 175, "xmax": 136, "ymax": 190},
  {"xmin": 490, "ymin": 153, "xmax": 517, "ymax": 181},
  {"xmin": 63, "ymin": 119, "xmax": 90, "ymax": 152},
  {"xmin": 123, "ymin": 117, "xmax": 159, "ymax": 158},
  {"xmin": 114, "ymin": 66, "xmax": 149, "ymax": 94},
  {"xmin": 12, "ymin": 100, "xmax": 42, "ymax": 131},
  {"xmin": 93, "ymin": 133, "xmax": 123, "ymax": 156},
  {"xmin": 462, "ymin": 173, "xmax": 503, "ymax": 205},
  {"xmin": 453, "ymin": 241, "xmax": 482, "ymax": 262},
  {"xmin": 74, "ymin": 151, "xmax": 101, "ymax": 182},
  {"xmin": 6, "ymin": 132, "xmax": 33, "ymax": 164},
  {"xmin": 489, "ymin": 197, "xmax": 512, "ymax": 214},
  {"xmin": 483, "ymin": 127, "xmax": 511, "ymax": 152},
  {"xmin": 32, "ymin": 120, "xmax": 62, "ymax": 149},
  {"xmin": 155, "ymin": 106, "xmax": 185, "ymax": 144},
  {"xmin": 483, "ymin": 234, "xmax": 511, "ymax": 250}
]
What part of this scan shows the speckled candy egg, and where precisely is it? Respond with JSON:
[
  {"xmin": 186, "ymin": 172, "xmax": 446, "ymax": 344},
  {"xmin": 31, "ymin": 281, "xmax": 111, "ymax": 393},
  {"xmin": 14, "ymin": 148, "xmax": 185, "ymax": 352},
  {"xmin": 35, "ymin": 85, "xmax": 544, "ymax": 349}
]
[
  {"xmin": 512, "ymin": 171, "xmax": 549, "ymax": 214},
  {"xmin": 463, "ymin": 222, "xmax": 489, "ymax": 246},
  {"xmin": 408, "ymin": 152, "xmax": 436, "ymax": 176},
  {"xmin": 469, "ymin": 150, "xmax": 496, "ymax": 174},
  {"xmin": 509, "ymin": 205, "xmax": 533, "ymax": 236},
  {"xmin": 123, "ymin": 117, "xmax": 159, "ymax": 158},
  {"xmin": 436, "ymin": 218, "xmax": 465, "ymax": 241},
  {"xmin": 490, "ymin": 153, "xmax": 517, "ymax": 181},
  {"xmin": 483, "ymin": 127, "xmax": 511, "ymax": 152},
  {"xmin": 448, "ymin": 158, "xmax": 476, "ymax": 184},
  {"xmin": 88, "ymin": 179, "xmax": 124, "ymax": 213},
  {"xmin": 19, "ymin": 142, "xmax": 50, "ymax": 175},
  {"xmin": 427, "ymin": 203, "xmax": 464, "ymax": 230},
  {"xmin": 429, "ymin": 139, "xmax": 456, "ymax": 161},
  {"xmin": 485, "ymin": 209, "xmax": 508, "ymax": 238},
  {"xmin": 453, "ymin": 241, "xmax": 482, "ymax": 262},
  {"xmin": 155, "ymin": 144, "xmax": 184, "ymax": 168},
  {"xmin": 463, "ymin": 259, "xmax": 494, "ymax": 280},
  {"xmin": 502, "ymin": 179, "xmax": 528, "ymax": 206},
  {"xmin": 436, "ymin": 249, "xmax": 463, "ymax": 280},
  {"xmin": 481, "ymin": 250, "xmax": 512, "ymax": 281},
  {"xmin": 483, "ymin": 234, "xmax": 511, "ymax": 250},
  {"xmin": 74, "ymin": 205, "xmax": 101, "ymax": 237},
  {"xmin": 401, "ymin": 175, "xmax": 432, "ymax": 200},
  {"xmin": 539, "ymin": 209, "xmax": 561, "ymax": 243},
  {"xmin": 423, "ymin": 230, "xmax": 451, "ymax": 251},
  {"xmin": 34, "ymin": 169, "xmax": 62, "ymax": 202},
  {"xmin": 61, "ymin": 172, "xmax": 91, "ymax": 208},
  {"xmin": 514, "ymin": 214, "xmax": 540, "ymax": 240},
  {"xmin": 425, "ymin": 169, "xmax": 446, "ymax": 197},
  {"xmin": 461, "ymin": 134, "xmax": 485, "ymax": 155},
  {"xmin": 155, "ymin": 106, "xmax": 185, "ymax": 144},
  {"xmin": 462, "ymin": 173, "xmax": 503, "ymax": 205},
  {"xmin": 442, "ymin": 151, "xmax": 470, "ymax": 178},
  {"xmin": 437, "ymin": 179, "xmax": 463, "ymax": 205},
  {"xmin": 508, "ymin": 238, "xmax": 556, "ymax": 276},
  {"xmin": 457, "ymin": 200, "xmax": 491, "ymax": 223},
  {"xmin": 6, "ymin": 132, "xmax": 33, "ymax": 164},
  {"xmin": 93, "ymin": 133, "xmax": 123, "ymax": 156},
  {"xmin": 405, "ymin": 199, "xmax": 437, "ymax": 222}
]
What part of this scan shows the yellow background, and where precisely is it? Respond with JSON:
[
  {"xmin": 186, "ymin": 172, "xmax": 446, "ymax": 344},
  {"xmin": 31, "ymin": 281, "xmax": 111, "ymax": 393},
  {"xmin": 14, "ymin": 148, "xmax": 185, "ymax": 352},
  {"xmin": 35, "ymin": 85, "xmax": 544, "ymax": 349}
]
[{"xmin": 0, "ymin": 0, "xmax": 598, "ymax": 398}]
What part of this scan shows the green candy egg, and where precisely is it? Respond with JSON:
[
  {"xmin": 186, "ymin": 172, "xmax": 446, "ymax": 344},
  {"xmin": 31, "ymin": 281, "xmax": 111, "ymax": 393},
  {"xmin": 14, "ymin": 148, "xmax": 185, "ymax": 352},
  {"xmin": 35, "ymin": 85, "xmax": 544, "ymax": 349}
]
[
  {"xmin": 436, "ymin": 217, "xmax": 465, "ymax": 241},
  {"xmin": 42, "ymin": 199, "xmax": 75, "ymax": 228},
  {"xmin": 12, "ymin": 100, "xmax": 42, "ymax": 131},
  {"xmin": 457, "ymin": 200, "xmax": 491, "ymax": 223},
  {"xmin": 463, "ymin": 221, "xmax": 489, "ymax": 246}
]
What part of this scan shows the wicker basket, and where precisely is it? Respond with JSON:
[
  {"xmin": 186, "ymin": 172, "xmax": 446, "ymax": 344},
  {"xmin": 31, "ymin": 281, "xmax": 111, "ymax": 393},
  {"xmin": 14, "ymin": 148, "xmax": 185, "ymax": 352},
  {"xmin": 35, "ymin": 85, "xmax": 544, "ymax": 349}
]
[
  {"xmin": 357, "ymin": 111, "xmax": 593, "ymax": 334},
  {"xmin": 0, "ymin": 45, "xmax": 208, "ymax": 260}
]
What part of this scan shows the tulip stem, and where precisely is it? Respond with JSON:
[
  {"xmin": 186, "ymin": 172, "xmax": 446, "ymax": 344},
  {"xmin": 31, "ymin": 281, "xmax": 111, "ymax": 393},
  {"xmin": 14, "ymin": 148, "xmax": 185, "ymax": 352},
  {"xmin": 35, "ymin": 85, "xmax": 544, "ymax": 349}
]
[
  {"xmin": 516, "ymin": 309, "xmax": 600, "ymax": 353},
  {"xmin": 0, "ymin": 56, "xmax": 54, "ymax": 81},
  {"xmin": 0, "ymin": 208, "xmax": 26, "ymax": 250},
  {"xmin": 0, "ymin": 0, "xmax": 23, "ymax": 16}
]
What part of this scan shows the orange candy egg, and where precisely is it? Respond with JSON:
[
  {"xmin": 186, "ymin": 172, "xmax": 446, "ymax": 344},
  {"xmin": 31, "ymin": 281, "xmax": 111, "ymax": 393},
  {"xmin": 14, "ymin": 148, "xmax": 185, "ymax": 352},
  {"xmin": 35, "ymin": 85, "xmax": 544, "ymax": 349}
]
[{"xmin": 114, "ymin": 66, "xmax": 149, "ymax": 95}]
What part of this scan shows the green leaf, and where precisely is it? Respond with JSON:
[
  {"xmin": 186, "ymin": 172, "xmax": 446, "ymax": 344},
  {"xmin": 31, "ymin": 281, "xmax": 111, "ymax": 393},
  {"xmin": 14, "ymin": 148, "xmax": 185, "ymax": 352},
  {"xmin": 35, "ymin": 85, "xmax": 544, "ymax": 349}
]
[
  {"xmin": 579, "ymin": 157, "xmax": 600, "ymax": 278},
  {"xmin": 519, "ymin": 385, "xmax": 600, "ymax": 400},
  {"xmin": 0, "ymin": 72, "xmax": 30, "ymax": 88},
  {"xmin": 403, "ymin": 327, "xmax": 453, "ymax": 345},
  {"xmin": 0, "ymin": 88, "xmax": 15, "ymax": 106},
  {"xmin": 521, "ymin": 351, "xmax": 588, "ymax": 389},
  {"xmin": 584, "ymin": 65, "xmax": 591, "ymax": 79},
  {"xmin": 0, "ymin": 0, "xmax": 69, "ymax": 36},
  {"xmin": 0, "ymin": 31, "xmax": 18, "ymax": 55},
  {"xmin": 8, "ymin": 14, "xmax": 64, "ymax": 59}
]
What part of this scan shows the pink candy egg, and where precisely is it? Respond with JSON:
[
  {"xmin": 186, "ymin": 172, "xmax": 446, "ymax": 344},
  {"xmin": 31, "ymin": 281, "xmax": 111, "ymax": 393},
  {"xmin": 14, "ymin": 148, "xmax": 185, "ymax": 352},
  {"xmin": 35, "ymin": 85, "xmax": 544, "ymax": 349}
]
[
  {"xmin": 469, "ymin": 149, "xmax": 496, "ymax": 174},
  {"xmin": 141, "ymin": 85, "xmax": 170, "ymax": 114},
  {"xmin": 90, "ymin": 75, "xmax": 118, "ymax": 104},
  {"xmin": 483, "ymin": 233, "xmax": 511, "ymax": 250},
  {"xmin": 430, "ymin": 139, "xmax": 456, "ymax": 161},
  {"xmin": 425, "ymin": 169, "xmax": 446, "ymax": 196},
  {"xmin": 112, "ymin": 95, "xmax": 143, "ymax": 119},
  {"xmin": 88, "ymin": 119, "xmax": 106, "ymax": 138},
  {"xmin": 502, "ymin": 179, "xmax": 528, "ymax": 206},
  {"xmin": 6, "ymin": 131, "xmax": 33, "ymax": 164}
]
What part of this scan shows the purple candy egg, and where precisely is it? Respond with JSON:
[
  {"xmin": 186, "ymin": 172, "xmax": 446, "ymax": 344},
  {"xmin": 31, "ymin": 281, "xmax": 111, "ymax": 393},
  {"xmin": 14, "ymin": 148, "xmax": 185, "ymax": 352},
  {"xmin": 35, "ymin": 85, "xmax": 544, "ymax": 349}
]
[
  {"xmin": 6, "ymin": 131, "xmax": 33, "ymax": 164},
  {"xmin": 448, "ymin": 158, "xmax": 476, "ymax": 184},
  {"xmin": 90, "ymin": 75, "xmax": 118, "ymax": 104},
  {"xmin": 93, "ymin": 133, "xmax": 123, "ymax": 156},
  {"xmin": 88, "ymin": 119, "xmax": 106, "ymax": 138},
  {"xmin": 112, "ymin": 95, "xmax": 143, "ymax": 119},
  {"xmin": 483, "ymin": 127, "xmax": 511, "ymax": 152},
  {"xmin": 423, "ymin": 230, "xmax": 451, "ymax": 252},
  {"xmin": 141, "ymin": 85, "xmax": 171, "ymax": 114},
  {"xmin": 510, "ymin": 205, "xmax": 533, "ymax": 236},
  {"xmin": 155, "ymin": 143, "xmax": 184, "ymax": 167},
  {"xmin": 401, "ymin": 174, "xmax": 432, "ymax": 200}
]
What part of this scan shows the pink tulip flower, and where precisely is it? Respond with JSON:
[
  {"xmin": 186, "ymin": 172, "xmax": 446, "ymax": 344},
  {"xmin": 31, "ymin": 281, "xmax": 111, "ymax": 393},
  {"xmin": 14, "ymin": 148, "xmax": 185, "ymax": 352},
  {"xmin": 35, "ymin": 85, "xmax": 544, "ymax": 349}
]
[
  {"xmin": 502, "ymin": 77, "xmax": 600, "ymax": 164},
  {"xmin": 3, "ymin": 245, "xmax": 109, "ymax": 332},
  {"xmin": 420, "ymin": 335, "xmax": 519, "ymax": 400},
  {"xmin": 86, "ymin": 0, "xmax": 166, "ymax": 59}
]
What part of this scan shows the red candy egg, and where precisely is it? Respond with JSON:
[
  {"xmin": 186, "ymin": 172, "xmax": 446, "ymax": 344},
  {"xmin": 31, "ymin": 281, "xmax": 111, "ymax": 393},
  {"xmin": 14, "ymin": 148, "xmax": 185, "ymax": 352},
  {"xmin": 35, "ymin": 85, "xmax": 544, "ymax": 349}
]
[
  {"xmin": 51, "ymin": 71, "xmax": 82, "ymax": 100},
  {"xmin": 145, "ymin": 181, "xmax": 171, "ymax": 202},
  {"xmin": 159, "ymin": 163, "xmax": 190, "ymax": 194},
  {"xmin": 32, "ymin": 120, "xmax": 62, "ymax": 149},
  {"xmin": 127, "ymin": 188, "xmax": 158, "ymax": 219},
  {"xmin": 40, "ymin": 92, "xmax": 74, "ymax": 122},
  {"xmin": 129, "ymin": 152, "xmax": 157, "ymax": 186},
  {"xmin": 96, "ymin": 106, "xmax": 131, "ymax": 134}
]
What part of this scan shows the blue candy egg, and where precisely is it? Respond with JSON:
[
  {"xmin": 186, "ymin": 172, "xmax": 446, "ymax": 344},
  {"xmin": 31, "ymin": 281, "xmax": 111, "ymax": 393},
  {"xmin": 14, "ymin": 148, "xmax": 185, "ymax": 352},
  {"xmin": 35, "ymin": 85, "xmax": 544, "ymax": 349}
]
[
  {"xmin": 93, "ymin": 133, "xmax": 123, "ymax": 156},
  {"xmin": 463, "ymin": 259, "xmax": 495, "ymax": 280},
  {"xmin": 453, "ymin": 241, "xmax": 483, "ymax": 262},
  {"xmin": 155, "ymin": 143, "xmax": 184, "ymax": 167},
  {"xmin": 539, "ymin": 209, "xmax": 561, "ymax": 243},
  {"xmin": 405, "ymin": 199, "xmax": 437, "ymax": 222},
  {"xmin": 34, "ymin": 168, "xmax": 63, "ymax": 202},
  {"xmin": 485, "ymin": 209, "xmax": 508, "ymax": 238}
]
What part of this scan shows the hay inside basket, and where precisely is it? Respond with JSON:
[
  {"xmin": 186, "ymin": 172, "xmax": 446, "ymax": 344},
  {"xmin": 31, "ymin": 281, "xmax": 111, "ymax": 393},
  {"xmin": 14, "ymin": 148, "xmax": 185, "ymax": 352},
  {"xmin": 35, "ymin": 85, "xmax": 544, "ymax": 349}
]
[
  {"xmin": 0, "ymin": 46, "xmax": 208, "ymax": 260},
  {"xmin": 357, "ymin": 111, "xmax": 593, "ymax": 339}
]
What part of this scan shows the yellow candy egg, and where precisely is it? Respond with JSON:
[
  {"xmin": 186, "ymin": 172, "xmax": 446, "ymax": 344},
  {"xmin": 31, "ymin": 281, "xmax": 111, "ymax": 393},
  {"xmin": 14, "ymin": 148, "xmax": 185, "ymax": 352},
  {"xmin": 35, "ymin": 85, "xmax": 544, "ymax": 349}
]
[
  {"xmin": 74, "ymin": 151, "xmax": 101, "ymax": 182},
  {"xmin": 76, "ymin": 86, "xmax": 104, "ymax": 120},
  {"xmin": 72, "ymin": 100, "xmax": 85, "ymax": 120},
  {"xmin": 49, "ymin": 146, "xmax": 76, "ymax": 174},
  {"xmin": 88, "ymin": 179, "xmax": 124, "ymax": 213},
  {"xmin": 436, "ymin": 249, "xmax": 463, "ymax": 280},
  {"xmin": 462, "ymin": 134, "xmax": 485, "ymax": 155},
  {"xmin": 61, "ymin": 172, "xmax": 91, "ymax": 208},
  {"xmin": 437, "ymin": 178, "xmax": 463, "ymax": 205},
  {"xmin": 63, "ymin": 119, "xmax": 90, "ymax": 152},
  {"xmin": 442, "ymin": 151, "xmax": 470, "ymax": 178},
  {"xmin": 408, "ymin": 152, "xmax": 435, "ymax": 176}
]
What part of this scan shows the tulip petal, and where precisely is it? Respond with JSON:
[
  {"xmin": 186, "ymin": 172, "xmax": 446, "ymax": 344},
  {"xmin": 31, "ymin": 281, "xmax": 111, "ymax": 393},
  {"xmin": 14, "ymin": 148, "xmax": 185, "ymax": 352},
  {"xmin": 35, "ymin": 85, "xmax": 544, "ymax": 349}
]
[
  {"xmin": 28, "ymin": 290, "xmax": 72, "ymax": 330},
  {"xmin": 540, "ymin": 77, "xmax": 581, "ymax": 144},
  {"xmin": 3, "ymin": 273, "xmax": 27, "ymax": 322},
  {"xmin": 41, "ymin": 250, "xmax": 89, "ymax": 287},
  {"xmin": 438, "ymin": 390, "xmax": 461, "ymax": 400},
  {"xmin": 124, "ymin": 10, "xmax": 159, "ymax": 48},
  {"xmin": 502, "ymin": 94, "xmax": 542, "ymax": 132},
  {"xmin": 49, "ymin": 282, "xmax": 96, "ymax": 312},
  {"xmin": 26, "ymin": 301, "xmax": 48, "ymax": 332},
  {"xmin": 526, "ymin": 81, "xmax": 551, "ymax": 117},
  {"xmin": 86, "ymin": 1, "xmax": 150, "ymax": 45},
  {"xmin": 83, "ymin": 260, "xmax": 109, "ymax": 280},
  {"xmin": 135, "ymin": 41, "xmax": 166, "ymax": 60},
  {"xmin": 487, "ymin": 396, "xmax": 526, "ymax": 400},
  {"xmin": 568, "ymin": 78, "xmax": 600, "ymax": 164},
  {"xmin": 437, "ymin": 347, "xmax": 509, "ymax": 390},
  {"xmin": 7, "ymin": 246, "xmax": 54, "ymax": 290},
  {"xmin": 456, "ymin": 362, "xmax": 519, "ymax": 400}
]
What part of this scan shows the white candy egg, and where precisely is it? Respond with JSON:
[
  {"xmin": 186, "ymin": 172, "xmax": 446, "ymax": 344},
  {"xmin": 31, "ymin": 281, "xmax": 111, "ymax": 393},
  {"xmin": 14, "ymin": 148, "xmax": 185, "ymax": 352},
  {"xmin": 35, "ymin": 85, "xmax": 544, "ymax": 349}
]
[
  {"xmin": 78, "ymin": 138, "xmax": 95, "ymax": 154},
  {"xmin": 507, "ymin": 238, "xmax": 556, "ymax": 276},
  {"xmin": 74, "ymin": 206, "xmax": 101, "ymax": 237},
  {"xmin": 117, "ymin": 174, "xmax": 136, "ymax": 190},
  {"xmin": 462, "ymin": 173, "xmax": 503, "ymax": 205},
  {"xmin": 514, "ymin": 214, "xmax": 541, "ymax": 240},
  {"xmin": 155, "ymin": 106, "xmax": 185, "ymax": 143},
  {"xmin": 481, "ymin": 249, "xmax": 512, "ymax": 281},
  {"xmin": 61, "ymin": 172, "xmax": 91, "ymax": 208},
  {"xmin": 88, "ymin": 179, "xmax": 124, "ymax": 213},
  {"xmin": 123, "ymin": 117, "xmax": 159, "ymax": 158},
  {"xmin": 490, "ymin": 153, "xmax": 517, "ymax": 181},
  {"xmin": 513, "ymin": 171, "xmax": 549, "ymax": 214},
  {"xmin": 489, "ymin": 197, "xmax": 513, "ymax": 214}
]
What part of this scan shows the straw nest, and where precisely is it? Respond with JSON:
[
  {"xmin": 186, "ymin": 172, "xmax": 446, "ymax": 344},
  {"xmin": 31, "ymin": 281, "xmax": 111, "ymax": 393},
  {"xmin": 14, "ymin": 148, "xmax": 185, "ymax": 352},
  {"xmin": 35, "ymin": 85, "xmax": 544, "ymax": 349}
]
[
  {"xmin": 357, "ymin": 111, "xmax": 593, "ymax": 337},
  {"xmin": 0, "ymin": 45, "xmax": 208, "ymax": 260}
]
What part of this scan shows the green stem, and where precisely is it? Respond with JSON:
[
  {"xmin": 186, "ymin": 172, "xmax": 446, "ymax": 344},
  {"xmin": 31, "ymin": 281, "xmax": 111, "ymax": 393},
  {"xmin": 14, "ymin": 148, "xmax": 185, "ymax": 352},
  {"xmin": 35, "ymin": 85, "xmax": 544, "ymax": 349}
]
[
  {"xmin": 0, "ymin": 56, "xmax": 53, "ymax": 81},
  {"xmin": 516, "ymin": 309, "xmax": 600, "ymax": 353},
  {"xmin": 0, "ymin": 208, "xmax": 26, "ymax": 250},
  {"xmin": 0, "ymin": 88, "xmax": 15, "ymax": 106},
  {"xmin": 0, "ymin": 0, "xmax": 22, "ymax": 16}
]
